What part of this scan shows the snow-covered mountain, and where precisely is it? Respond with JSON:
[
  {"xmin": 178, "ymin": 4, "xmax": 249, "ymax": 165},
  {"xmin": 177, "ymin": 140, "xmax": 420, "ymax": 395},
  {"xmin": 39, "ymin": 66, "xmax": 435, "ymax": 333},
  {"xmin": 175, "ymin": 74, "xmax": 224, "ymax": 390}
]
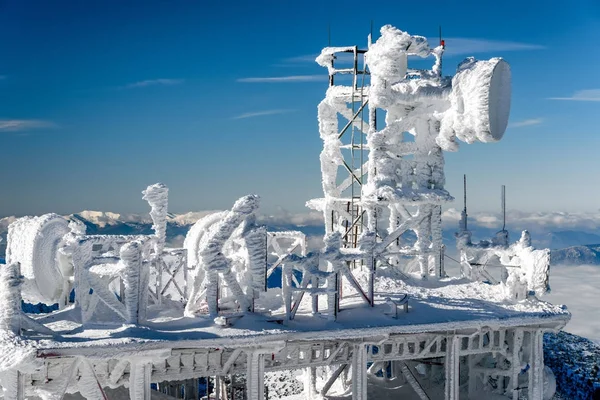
[
  {"xmin": 551, "ymin": 244, "xmax": 600, "ymax": 266},
  {"xmin": 4, "ymin": 210, "xmax": 600, "ymax": 266},
  {"xmin": 0, "ymin": 210, "xmax": 327, "ymax": 258}
]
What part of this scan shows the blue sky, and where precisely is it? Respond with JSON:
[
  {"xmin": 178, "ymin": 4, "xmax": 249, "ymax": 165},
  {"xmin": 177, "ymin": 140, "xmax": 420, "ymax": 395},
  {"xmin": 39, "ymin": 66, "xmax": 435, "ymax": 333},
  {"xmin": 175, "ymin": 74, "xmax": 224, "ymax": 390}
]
[{"xmin": 0, "ymin": 0, "xmax": 599, "ymax": 217}]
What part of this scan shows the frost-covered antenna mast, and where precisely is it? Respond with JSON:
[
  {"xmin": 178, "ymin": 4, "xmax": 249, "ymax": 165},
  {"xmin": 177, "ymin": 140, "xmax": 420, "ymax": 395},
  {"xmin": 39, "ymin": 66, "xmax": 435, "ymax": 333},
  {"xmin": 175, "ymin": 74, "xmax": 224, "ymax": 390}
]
[
  {"xmin": 311, "ymin": 25, "xmax": 511, "ymax": 280},
  {"xmin": 439, "ymin": 25, "xmax": 445, "ymax": 77},
  {"xmin": 461, "ymin": 174, "xmax": 468, "ymax": 232},
  {"xmin": 502, "ymin": 184, "xmax": 506, "ymax": 231}
]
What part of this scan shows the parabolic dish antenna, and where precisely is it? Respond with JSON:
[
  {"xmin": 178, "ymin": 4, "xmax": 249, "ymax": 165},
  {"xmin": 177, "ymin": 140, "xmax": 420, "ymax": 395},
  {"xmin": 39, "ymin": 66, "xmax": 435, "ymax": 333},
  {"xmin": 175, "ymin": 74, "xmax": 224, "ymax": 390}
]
[
  {"xmin": 6, "ymin": 214, "xmax": 70, "ymax": 305},
  {"xmin": 448, "ymin": 57, "xmax": 512, "ymax": 144}
]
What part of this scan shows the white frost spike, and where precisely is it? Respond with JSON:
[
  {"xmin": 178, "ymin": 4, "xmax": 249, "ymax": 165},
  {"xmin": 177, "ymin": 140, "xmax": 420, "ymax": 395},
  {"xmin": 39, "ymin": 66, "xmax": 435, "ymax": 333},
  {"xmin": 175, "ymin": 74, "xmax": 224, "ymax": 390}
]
[{"xmin": 142, "ymin": 183, "xmax": 168, "ymax": 254}]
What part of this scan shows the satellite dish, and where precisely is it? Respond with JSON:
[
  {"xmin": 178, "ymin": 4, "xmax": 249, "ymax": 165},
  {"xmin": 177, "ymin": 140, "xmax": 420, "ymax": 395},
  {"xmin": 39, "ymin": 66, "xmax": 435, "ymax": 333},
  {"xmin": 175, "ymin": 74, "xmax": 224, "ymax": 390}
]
[
  {"xmin": 485, "ymin": 58, "xmax": 512, "ymax": 142},
  {"xmin": 6, "ymin": 214, "xmax": 69, "ymax": 305},
  {"xmin": 441, "ymin": 57, "xmax": 511, "ymax": 146}
]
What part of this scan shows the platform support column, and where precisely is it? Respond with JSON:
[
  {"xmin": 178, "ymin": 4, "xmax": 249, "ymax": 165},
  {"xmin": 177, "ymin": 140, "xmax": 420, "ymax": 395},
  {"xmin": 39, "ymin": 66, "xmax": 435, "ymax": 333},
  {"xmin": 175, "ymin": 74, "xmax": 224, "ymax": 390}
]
[
  {"xmin": 246, "ymin": 350, "xmax": 265, "ymax": 400},
  {"xmin": 445, "ymin": 336, "xmax": 460, "ymax": 400},
  {"xmin": 215, "ymin": 376, "xmax": 221, "ymax": 400},
  {"xmin": 467, "ymin": 354, "xmax": 480, "ymax": 399},
  {"xmin": 129, "ymin": 362, "xmax": 152, "ymax": 400},
  {"xmin": 352, "ymin": 344, "xmax": 367, "ymax": 400},
  {"xmin": 1, "ymin": 370, "xmax": 25, "ymax": 400},
  {"xmin": 511, "ymin": 329, "xmax": 524, "ymax": 400},
  {"xmin": 528, "ymin": 329, "xmax": 544, "ymax": 400},
  {"xmin": 304, "ymin": 367, "xmax": 317, "ymax": 399}
]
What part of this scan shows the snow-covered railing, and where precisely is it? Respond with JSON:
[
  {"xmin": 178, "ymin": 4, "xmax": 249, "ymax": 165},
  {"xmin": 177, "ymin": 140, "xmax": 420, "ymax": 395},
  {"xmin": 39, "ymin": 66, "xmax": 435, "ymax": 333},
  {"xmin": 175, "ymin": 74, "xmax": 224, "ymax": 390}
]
[
  {"xmin": 72, "ymin": 234, "xmax": 155, "ymax": 324},
  {"xmin": 282, "ymin": 252, "xmax": 338, "ymax": 321},
  {"xmin": 266, "ymin": 231, "xmax": 306, "ymax": 279}
]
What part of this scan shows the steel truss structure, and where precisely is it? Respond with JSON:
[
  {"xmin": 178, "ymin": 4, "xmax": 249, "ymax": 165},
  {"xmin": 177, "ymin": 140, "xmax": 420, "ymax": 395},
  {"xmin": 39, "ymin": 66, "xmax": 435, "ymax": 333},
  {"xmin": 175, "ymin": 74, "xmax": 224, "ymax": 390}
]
[{"xmin": 24, "ymin": 323, "xmax": 558, "ymax": 400}]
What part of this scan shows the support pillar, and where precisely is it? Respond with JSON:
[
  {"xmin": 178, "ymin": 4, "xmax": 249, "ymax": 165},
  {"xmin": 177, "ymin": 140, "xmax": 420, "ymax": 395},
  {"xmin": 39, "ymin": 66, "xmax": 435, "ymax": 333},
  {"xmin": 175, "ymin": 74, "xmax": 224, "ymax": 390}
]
[
  {"xmin": 528, "ymin": 330, "xmax": 545, "ymax": 400},
  {"xmin": 215, "ymin": 376, "xmax": 221, "ymax": 400},
  {"xmin": 129, "ymin": 362, "xmax": 152, "ymax": 400},
  {"xmin": 246, "ymin": 350, "xmax": 265, "ymax": 400},
  {"xmin": 1, "ymin": 370, "xmax": 25, "ymax": 400},
  {"xmin": 304, "ymin": 367, "xmax": 317, "ymax": 399},
  {"xmin": 511, "ymin": 329, "xmax": 524, "ymax": 400},
  {"xmin": 352, "ymin": 344, "xmax": 367, "ymax": 400},
  {"xmin": 445, "ymin": 336, "xmax": 460, "ymax": 400}
]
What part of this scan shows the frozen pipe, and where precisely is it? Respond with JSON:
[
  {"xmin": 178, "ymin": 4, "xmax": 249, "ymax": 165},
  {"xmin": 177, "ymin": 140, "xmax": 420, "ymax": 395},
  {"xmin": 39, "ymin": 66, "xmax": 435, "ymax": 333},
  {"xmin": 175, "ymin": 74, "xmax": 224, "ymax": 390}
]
[
  {"xmin": 121, "ymin": 241, "xmax": 145, "ymax": 324},
  {"xmin": 0, "ymin": 263, "xmax": 23, "ymax": 335}
]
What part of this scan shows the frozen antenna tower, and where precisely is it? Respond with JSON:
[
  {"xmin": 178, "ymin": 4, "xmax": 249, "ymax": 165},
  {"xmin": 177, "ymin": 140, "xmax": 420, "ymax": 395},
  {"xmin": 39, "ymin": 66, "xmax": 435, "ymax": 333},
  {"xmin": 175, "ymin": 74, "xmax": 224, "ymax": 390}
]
[
  {"xmin": 0, "ymin": 25, "xmax": 568, "ymax": 400},
  {"xmin": 310, "ymin": 25, "xmax": 511, "ymax": 279}
]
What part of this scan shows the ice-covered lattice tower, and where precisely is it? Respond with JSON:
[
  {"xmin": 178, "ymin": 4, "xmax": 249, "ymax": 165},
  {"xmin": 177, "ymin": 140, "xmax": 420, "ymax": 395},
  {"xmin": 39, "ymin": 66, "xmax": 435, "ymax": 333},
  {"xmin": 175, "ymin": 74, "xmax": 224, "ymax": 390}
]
[{"xmin": 309, "ymin": 25, "xmax": 510, "ymax": 278}]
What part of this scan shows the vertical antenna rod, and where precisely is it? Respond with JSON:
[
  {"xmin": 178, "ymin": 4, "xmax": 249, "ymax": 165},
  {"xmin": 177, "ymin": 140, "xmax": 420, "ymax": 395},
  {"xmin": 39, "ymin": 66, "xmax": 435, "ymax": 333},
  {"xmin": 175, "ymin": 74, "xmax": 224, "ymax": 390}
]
[
  {"xmin": 439, "ymin": 25, "xmax": 444, "ymax": 77},
  {"xmin": 501, "ymin": 185, "xmax": 506, "ymax": 231},
  {"xmin": 463, "ymin": 174, "xmax": 468, "ymax": 231}
]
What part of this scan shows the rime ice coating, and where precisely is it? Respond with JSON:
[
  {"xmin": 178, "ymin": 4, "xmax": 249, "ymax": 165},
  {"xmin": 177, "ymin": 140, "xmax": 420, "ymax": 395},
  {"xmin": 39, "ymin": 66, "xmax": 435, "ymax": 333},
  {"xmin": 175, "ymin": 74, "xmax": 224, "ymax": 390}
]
[{"xmin": 5, "ymin": 214, "xmax": 69, "ymax": 305}]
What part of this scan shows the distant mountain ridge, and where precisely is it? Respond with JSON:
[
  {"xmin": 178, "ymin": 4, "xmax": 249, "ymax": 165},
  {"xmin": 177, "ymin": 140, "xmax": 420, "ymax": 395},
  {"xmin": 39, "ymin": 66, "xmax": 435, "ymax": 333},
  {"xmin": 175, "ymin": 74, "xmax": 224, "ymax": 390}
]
[
  {"xmin": 3, "ymin": 211, "xmax": 600, "ymax": 266},
  {"xmin": 0, "ymin": 210, "xmax": 326, "ymax": 258},
  {"xmin": 551, "ymin": 244, "xmax": 600, "ymax": 266}
]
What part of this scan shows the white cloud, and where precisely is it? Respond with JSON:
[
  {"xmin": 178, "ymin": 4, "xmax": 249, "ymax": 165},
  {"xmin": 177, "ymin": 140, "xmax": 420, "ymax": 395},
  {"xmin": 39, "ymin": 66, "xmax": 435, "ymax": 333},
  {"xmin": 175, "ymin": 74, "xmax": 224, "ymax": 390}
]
[
  {"xmin": 233, "ymin": 109, "xmax": 294, "ymax": 120},
  {"xmin": 123, "ymin": 78, "xmax": 184, "ymax": 89},
  {"xmin": 442, "ymin": 208, "xmax": 600, "ymax": 232},
  {"xmin": 281, "ymin": 54, "xmax": 319, "ymax": 63},
  {"xmin": 237, "ymin": 75, "xmax": 325, "ymax": 83},
  {"xmin": 284, "ymin": 38, "xmax": 543, "ymax": 65},
  {"xmin": 440, "ymin": 37, "xmax": 545, "ymax": 56},
  {"xmin": 0, "ymin": 119, "xmax": 57, "ymax": 132},
  {"xmin": 509, "ymin": 118, "xmax": 543, "ymax": 128},
  {"xmin": 545, "ymin": 265, "xmax": 600, "ymax": 343},
  {"xmin": 549, "ymin": 89, "xmax": 600, "ymax": 102},
  {"xmin": 259, "ymin": 210, "xmax": 323, "ymax": 227}
]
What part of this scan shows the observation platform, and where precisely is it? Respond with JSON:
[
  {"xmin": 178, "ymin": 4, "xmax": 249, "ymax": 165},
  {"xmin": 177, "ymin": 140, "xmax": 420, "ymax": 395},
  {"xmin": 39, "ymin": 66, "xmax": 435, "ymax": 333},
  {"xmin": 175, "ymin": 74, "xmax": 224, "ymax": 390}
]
[{"xmin": 32, "ymin": 270, "xmax": 569, "ymax": 357}]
